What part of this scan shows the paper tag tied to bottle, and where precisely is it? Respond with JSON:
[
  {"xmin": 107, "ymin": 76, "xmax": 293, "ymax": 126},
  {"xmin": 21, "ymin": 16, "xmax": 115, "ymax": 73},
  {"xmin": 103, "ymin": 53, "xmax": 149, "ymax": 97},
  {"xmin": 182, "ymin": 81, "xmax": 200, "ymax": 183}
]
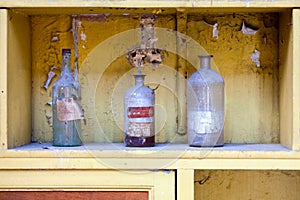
[{"xmin": 57, "ymin": 97, "xmax": 84, "ymax": 121}]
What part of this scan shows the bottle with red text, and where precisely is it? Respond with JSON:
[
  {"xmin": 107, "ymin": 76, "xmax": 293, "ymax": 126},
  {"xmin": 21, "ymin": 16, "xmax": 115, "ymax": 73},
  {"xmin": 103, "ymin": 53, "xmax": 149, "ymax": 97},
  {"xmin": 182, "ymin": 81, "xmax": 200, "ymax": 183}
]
[{"xmin": 124, "ymin": 74, "xmax": 155, "ymax": 147}]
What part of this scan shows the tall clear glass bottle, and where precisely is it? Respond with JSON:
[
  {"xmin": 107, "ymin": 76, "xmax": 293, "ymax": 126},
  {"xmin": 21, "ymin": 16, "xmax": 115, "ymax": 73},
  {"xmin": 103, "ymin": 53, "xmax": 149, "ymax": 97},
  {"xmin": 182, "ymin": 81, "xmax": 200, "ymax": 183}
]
[
  {"xmin": 52, "ymin": 49, "xmax": 83, "ymax": 146},
  {"xmin": 124, "ymin": 74, "xmax": 155, "ymax": 147},
  {"xmin": 187, "ymin": 55, "xmax": 224, "ymax": 147}
]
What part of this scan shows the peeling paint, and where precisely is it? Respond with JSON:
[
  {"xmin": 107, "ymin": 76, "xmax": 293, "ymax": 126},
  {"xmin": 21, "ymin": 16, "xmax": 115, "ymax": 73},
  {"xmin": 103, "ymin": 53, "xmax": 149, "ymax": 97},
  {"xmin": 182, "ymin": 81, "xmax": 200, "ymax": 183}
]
[
  {"xmin": 80, "ymin": 31, "xmax": 87, "ymax": 41},
  {"xmin": 251, "ymin": 49, "xmax": 261, "ymax": 67},
  {"xmin": 51, "ymin": 33, "xmax": 60, "ymax": 42},
  {"xmin": 72, "ymin": 16, "xmax": 79, "ymax": 81},
  {"xmin": 203, "ymin": 20, "xmax": 218, "ymax": 38},
  {"xmin": 45, "ymin": 112, "xmax": 52, "ymax": 126},
  {"xmin": 74, "ymin": 14, "xmax": 110, "ymax": 22},
  {"xmin": 44, "ymin": 66, "xmax": 59, "ymax": 89},
  {"xmin": 122, "ymin": 13, "xmax": 130, "ymax": 17},
  {"xmin": 127, "ymin": 14, "xmax": 163, "ymax": 68},
  {"xmin": 241, "ymin": 20, "xmax": 258, "ymax": 35}
]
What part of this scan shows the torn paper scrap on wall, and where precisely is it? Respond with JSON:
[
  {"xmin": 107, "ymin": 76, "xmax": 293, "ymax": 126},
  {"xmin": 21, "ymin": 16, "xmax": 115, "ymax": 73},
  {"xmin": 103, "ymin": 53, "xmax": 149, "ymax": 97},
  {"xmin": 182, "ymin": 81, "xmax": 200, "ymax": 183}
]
[
  {"xmin": 241, "ymin": 21, "xmax": 258, "ymax": 35},
  {"xmin": 44, "ymin": 66, "xmax": 59, "ymax": 89},
  {"xmin": 251, "ymin": 49, "xmax": 261, "ymax": 67},
  {"xmin": 80, "ymin": 31, "xmax": 87, "ymax": 41},
  {"xmin": 203, "ymin": 20, "xmax": 218, "ymax": 38}
]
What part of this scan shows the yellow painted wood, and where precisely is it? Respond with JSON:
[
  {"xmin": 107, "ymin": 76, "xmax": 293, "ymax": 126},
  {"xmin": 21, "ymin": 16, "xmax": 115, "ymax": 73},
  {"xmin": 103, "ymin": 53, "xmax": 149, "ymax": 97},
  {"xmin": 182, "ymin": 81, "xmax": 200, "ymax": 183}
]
[
  {"xmin": 195, "ymin": 170, "xmax": 300, "ymax": 200},
  {"xmin": 278, "ymin": 9, "xmax": 300, "ymax": 151},
  {"xmin": 7, "ymin": 10, "xmax": 31, "ymax": 148},
  {"xmin": 1, "ymin": 143, "xmax": 300, "ymax": 170},
  {"xmin": 212, "ymin": 0, "xmax": 300, "ymax": 7},
  {"xmin": 0, "ymin": 4, "xmax": 300, "ymax": 200},
  {"xmin": 0, "ymin": 9, "xmax": 8, "ymax": 150},
  {"xmin": 1, "ymin": 143, "xmax": 300, "ymax": 161},
  {"xmin": 0, "ymin": 1, "xmax": 211, "ymax": 8},
  {"xmin": 292, "ymin": 9, "xmax": 300, "ymax": 150},
  {"xmin": 177, "ymin": 169, "xmax": 194, "ymax": 200},
  {"xmin": 1, "ymin": 157, "xmax": 300, "ymax": 170},
  {"xmin": 279, "ymin": 10, "xmax": 293, "ymax": 149},
  {"xmin": 0, "ymin": 0, "xmax": 299, "ymax": 8},
  {"xmin": 12, "ymin": 7, "xmax": 287, "ymax": 16},
  {"xmin": 3, "ymin": 143, "xmax": 300, "ymax": 159},
  {"xmin": 0, "ymin": 169, "xmax": 175, "ymax": 200}
]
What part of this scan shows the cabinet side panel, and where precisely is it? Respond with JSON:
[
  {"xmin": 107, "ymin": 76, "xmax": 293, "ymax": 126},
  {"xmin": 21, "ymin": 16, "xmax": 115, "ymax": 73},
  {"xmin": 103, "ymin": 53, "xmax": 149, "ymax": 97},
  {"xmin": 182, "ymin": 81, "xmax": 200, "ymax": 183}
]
[
  {"xmin": 279, "ymin": 10, "xmax": 293, "ymax": 149},
  {"xmin": 0, "ymin": 9, "xmax": 8, "ymax": 149},
  {"xmin": 7, "ymin": 11, "xmax": 31, "ymax": 148},
  {"xmin": 292, "ymin": 9, "xmax": 300, "ymax": 150},
  {"xmin": 177, "ymin": 169, "xmax": 194, "ymax": 200}
]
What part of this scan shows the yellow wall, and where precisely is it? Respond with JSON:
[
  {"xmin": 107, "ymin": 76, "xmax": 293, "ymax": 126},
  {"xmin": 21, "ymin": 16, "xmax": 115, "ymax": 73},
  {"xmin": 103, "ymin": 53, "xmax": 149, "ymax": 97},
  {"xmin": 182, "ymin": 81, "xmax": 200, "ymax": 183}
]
[
  {"xmin": 195, "ymin": 170, "xmax": 300, "ymax": 200},
  {"xmin": 31, "ymin": 11, "xmax": 279, "ymax": 144}
]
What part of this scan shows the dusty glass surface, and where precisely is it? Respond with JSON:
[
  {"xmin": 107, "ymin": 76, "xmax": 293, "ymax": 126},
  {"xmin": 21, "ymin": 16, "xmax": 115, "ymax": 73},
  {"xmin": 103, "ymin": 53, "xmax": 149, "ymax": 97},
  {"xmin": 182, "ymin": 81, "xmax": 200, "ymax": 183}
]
[
  {"xmin": 52, "ymin": 49, "xmax": 83, "ymax": 146},
  {"xmin": 124, "ymin": 74, "xmax": 155, "ymax": 147},
  {"xmin": 188, "ymin": 55, "xmax": 224, "ymax": 147}
]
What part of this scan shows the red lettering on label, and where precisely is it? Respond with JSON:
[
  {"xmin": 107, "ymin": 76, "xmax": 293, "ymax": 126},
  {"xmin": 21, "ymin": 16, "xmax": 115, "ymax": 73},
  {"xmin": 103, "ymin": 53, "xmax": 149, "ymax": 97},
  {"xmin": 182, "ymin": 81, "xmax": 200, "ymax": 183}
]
[{"xmin": 128, "ymin": 106, "xmax": 154, "ymax": 118}]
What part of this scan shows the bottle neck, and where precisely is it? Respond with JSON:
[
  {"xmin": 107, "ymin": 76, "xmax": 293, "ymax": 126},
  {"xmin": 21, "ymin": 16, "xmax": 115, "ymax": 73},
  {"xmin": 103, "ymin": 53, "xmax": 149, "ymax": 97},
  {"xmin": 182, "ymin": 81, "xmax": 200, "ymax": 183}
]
[
  {"xmin": 61, "ymin": 52, "xmax": 72, "ymax": 75},
  {"xmin": 134, "ymin": 74, "xmax": 146, "ymax": 86},
  {"xmin": 199, "ymin": 55, "xmax": 212, "ymax": 70}
]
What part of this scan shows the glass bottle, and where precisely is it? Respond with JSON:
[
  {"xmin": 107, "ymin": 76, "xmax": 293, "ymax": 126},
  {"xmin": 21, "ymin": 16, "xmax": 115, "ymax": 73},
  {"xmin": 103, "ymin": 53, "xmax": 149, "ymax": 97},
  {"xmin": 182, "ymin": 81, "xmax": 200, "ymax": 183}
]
[
  {"xmin": 187, "ymin": 55, "xmax": 224, "ymax": 147},
  {"xmin": 124, "ymin": 74, "xmax": 155, "ymax": 147},
  {"xmin": 52, "ymin": 49, "xmax": 83, "ymax": 146}
]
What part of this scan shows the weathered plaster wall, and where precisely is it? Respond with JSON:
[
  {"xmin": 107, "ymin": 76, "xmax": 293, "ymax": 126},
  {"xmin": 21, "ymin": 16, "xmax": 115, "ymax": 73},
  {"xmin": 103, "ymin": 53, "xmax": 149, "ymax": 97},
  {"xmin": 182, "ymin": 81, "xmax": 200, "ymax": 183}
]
[
  {"xmin": 31, "ymin": 11, "xmax": 279, "ymax": 144},
  {"xmin": 195, "ymin": 170, "xmax": 300, "ymax": 200},
  {"xmin": 32, "ymin": 15, "xmax": 74, "ymax": 142}
]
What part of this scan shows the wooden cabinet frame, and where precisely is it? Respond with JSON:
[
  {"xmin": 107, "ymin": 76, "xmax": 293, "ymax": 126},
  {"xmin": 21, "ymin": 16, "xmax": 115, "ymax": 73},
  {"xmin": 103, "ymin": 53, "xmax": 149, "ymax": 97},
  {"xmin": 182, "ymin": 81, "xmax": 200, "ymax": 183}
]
[{"xmin": 0, "ymin": 2, "xmax": 300, "ymax": 200}]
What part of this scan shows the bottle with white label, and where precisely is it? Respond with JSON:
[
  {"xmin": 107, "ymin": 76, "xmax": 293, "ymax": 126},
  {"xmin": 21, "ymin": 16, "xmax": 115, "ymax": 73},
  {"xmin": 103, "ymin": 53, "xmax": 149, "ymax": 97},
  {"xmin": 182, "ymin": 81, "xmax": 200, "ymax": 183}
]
[
  {"xmin": 124, "ymin": 73, "xmax": 155, "ymax": 147},
  {"xmin": 187, "ymin": 55, "xmax": 224, "ymax": 147},
  {"xmin": 52, "ymin": 49, "xmax": 83, "ymax": 146}
]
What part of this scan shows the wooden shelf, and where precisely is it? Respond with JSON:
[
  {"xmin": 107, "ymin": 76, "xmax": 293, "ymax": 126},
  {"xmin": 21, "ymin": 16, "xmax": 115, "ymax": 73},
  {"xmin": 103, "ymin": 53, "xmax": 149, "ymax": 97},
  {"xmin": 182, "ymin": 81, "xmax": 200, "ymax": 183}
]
[
  {"xmin": 0, "ymin": 143, "xmax": 299, "ymax": 170},
  {"xmin": 5, "ymin": 142, "xmax": 295, "ymax": 157},
  {"xmin": 0, "ymin": 0, "xmax": 299, "ymax": 8}
]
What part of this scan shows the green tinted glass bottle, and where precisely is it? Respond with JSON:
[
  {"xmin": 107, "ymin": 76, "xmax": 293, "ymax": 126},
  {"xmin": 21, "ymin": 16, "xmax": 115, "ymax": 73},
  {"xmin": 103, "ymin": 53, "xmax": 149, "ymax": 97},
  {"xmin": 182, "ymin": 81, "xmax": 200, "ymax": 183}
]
[{"xmin": 52, "ymin": 49, "xmax": 83, "ymax": 146}]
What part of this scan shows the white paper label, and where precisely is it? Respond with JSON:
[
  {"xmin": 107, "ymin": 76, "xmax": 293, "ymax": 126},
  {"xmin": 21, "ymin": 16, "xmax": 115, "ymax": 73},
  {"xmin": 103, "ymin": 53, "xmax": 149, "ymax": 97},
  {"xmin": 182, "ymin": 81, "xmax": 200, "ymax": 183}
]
[
  {"xmin": 127, "ymin": 122, "xmax": 154, "ymax": 137},
  {"xmin": 191, "ymin": 111, "xmax": 213, "ymax": 134}
]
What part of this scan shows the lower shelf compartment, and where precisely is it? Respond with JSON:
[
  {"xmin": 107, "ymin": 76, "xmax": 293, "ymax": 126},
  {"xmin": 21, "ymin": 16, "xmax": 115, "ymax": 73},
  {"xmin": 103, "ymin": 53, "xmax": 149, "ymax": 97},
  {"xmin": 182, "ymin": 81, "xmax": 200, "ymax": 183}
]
[{"xmin": 194, "ymin": 169, "xmax": 300, "ymax": 200}]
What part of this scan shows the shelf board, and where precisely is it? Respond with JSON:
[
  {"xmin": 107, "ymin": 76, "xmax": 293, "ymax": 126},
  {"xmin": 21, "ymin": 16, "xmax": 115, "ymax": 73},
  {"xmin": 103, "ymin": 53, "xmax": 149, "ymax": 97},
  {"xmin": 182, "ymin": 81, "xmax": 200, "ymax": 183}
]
[
  {"xmin": 0, "ymin": 143, "xmax": 299, "ymax": 170},
  {"xmin": 0, "ymin": 0, "xmax": 298, "ymax": 10},
  {"xmin": 1, "ymin": 142, "xmax": 299, "ymax": 158}
]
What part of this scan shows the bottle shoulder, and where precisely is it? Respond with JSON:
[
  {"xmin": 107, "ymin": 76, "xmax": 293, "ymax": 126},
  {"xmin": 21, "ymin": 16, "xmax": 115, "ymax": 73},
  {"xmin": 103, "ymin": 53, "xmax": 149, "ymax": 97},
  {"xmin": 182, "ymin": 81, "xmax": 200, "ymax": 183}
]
[
  {"xmin": 125, "ymin": 85, "xmax": 154, "ymax": 97},
  {"xmin": 188, "ymin": 69, "xmax": 224, "ymax": 83},
  {"xmin": 53, "ymin": 73, "xmax": 80, "ymax": 88}
]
